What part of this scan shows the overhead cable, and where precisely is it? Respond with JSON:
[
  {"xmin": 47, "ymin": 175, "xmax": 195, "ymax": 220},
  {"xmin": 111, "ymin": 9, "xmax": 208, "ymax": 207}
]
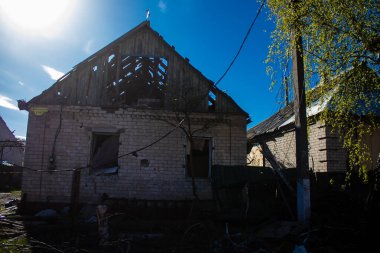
[
  {"xmin": 214, "ymin": 0, "xmax": 266, "ymax": 86},
  {"xmin": 4, "ymin": 119, "xmax": 184, "ymax": 173}
]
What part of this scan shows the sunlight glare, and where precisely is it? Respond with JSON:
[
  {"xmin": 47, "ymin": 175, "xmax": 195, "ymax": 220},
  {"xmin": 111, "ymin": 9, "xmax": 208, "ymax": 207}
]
[{"xmin": 0, "ymin": 0, "xmax": 73, "ymax": 36}]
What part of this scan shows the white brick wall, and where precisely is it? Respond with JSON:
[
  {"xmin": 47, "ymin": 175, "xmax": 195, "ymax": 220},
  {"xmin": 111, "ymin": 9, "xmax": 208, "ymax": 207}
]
[
  {"xmin": 22, "ymin": 106, "xmax": 247, "ymax": 204},
  {"xmin": 248, "ymin": 120, "xmax": 347, "ymax": 172}
]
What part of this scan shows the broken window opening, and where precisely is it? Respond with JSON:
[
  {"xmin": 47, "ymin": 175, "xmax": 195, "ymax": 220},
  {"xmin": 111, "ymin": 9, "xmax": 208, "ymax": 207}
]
[
  {"xmin": 186, "ymin": 138, "xmax": 212, "ymax": 178},
  {"xmin": 112, "ymin": 55, "xmax": 168, "ymax": 107},
  {"xmin": 208, "ymin": 89, "xmax": 216, "ymax": 112},
  {"xmin": 105, "ymin": 54, "xmax": 118, "ymax": 96},
  {"xmin": 91, "ymin": 133, "xmax": 119, "ymax": 175},
  {"xmin": 108, "ymin": 54, "xmax": 115, "ymax": 63}
]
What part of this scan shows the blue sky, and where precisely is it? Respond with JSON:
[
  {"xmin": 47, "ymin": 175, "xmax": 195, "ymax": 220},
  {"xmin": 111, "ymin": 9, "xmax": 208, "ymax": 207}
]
[{"xmin": 0, "ymin": 0, "xmax": 282, "ymax": 138}]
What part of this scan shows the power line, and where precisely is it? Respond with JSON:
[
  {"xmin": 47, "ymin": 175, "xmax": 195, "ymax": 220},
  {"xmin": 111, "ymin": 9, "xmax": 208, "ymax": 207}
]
[
  {"xmin": 1, "ymin": 119, "xmax": 184, "ymax": 173},
  {"xmin": 214, "ymin": 0, "xmax": 266, "ymax": 86},
  {"xmin": 117, "ymin": 119, "xmax": 184, "ymax": 159}
]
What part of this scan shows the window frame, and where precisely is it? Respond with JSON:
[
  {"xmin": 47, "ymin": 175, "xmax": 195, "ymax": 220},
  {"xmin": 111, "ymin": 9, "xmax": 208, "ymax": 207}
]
[
  {"xmin": 90, "ymin": 132, "xmax": 120, "ymax": 175},
  {"xmin": 186, "ymin": 137, "xmax": 213, "ymax": 179}
]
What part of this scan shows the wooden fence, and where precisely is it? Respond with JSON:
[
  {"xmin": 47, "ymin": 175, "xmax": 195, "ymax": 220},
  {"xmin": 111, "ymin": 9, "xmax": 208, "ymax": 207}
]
[
  {"xmin": 0, "ymin": 164, "xmax": 22, "ymax": 191},
  {"xmin": 211, "ymin": 165, "xmax": 376, "ymax": 223}
]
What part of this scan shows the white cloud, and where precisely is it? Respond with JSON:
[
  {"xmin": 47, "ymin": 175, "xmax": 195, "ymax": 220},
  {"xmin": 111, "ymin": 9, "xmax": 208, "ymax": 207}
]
[
  {"xmin": 15, "ymin": 135, "xmax": 26, "ymax": 140},
  {"xmin": 41, "ymin": 65, "xmax": 64, "ymax": 80},
  {"xmin": 18, "ymin": 81, "xmax": 24, "ymax": 86},
  {"xmin": 0, "ymin": 95, "xmax": 19, "ymax": 110},
  {"xmin": 84, "ymin": 39, "xmax": 94, "ymax": 54},
  {"xmin": 158, "ymin": 0, "xmax": 167, "ymax": 13}
]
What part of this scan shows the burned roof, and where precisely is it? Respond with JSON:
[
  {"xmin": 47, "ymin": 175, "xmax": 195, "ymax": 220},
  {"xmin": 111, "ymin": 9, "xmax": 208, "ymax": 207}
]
[{"xmin": 23, "ymin": 21, "xmax": 248, "ymax": 117}]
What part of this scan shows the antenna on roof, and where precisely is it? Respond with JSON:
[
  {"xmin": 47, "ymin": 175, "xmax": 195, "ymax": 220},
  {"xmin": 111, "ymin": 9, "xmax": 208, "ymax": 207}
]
[{"xmin": 146, "ymin": 9, "xmax": 150, "ymax": 20}]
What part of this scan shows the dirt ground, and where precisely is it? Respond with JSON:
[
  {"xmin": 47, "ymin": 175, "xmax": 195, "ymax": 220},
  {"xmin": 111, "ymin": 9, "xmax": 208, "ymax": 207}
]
[
  {"xmin": 0, "ymin": 188, "xmax": 379, "ymax": 253},
  {"xmin": 0, "ymin": 192, "xmax": 19, "ymax": 204},
  {"xmin": 0, "ymin": 191, "xmax": 20, "ymax": 212},
  {"xmin": 0, "ymin": 193, "xmax": 12, "ymax": 211}
]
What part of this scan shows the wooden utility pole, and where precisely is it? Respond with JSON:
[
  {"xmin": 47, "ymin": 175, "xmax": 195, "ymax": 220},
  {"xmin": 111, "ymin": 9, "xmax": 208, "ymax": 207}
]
[
  {"xmin": 292, "ymin": 28, "xmax": 311, "ymax": 223},
  {"xmin": 284, "ymin": 76, "xmax": 289, "ymax": 106}
]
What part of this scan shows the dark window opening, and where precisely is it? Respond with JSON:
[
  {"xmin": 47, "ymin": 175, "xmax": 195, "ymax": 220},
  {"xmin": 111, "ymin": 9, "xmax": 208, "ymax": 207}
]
[
  {"xmin": 186, "ymin": 138, "xmax": 211, "ymax": 178},
  {"xmin": 91, "ymin": 133, "xmax": 119, "ymax": 175}
]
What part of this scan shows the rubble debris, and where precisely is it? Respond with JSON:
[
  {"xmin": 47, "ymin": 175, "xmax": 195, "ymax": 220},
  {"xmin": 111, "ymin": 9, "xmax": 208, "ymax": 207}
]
[
  {"xmin": 80, "ymin": 204, "xmax": 97, "ymax": 219},
  {"xmin": 293, "ymin": 245, "xmax": 308, "ymax": 253},
  {"xmin": 255, "ymin": 220, "xmax": 306, "ymax": 239},
  {"xmin": 86, "ymin": 215, "xmax": 97, "ymax": 223},
  {"xmin": 35, "ymin": 209, "xmax": 58, "ymax": 217},
  {"xmin": 97, "ymin": 204, "xmax": 109, "ymax": 245},
  {"xmin": 4, "ymin": 199, "xmax": 18, "ymax": 208},
  {"xmin": 60, "ymin": 206, "xmax": 70, "ymax": 216}
]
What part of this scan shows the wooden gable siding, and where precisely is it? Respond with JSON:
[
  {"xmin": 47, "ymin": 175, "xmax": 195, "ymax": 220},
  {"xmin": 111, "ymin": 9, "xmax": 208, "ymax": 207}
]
[{"xmin": 28, "ymin": 22, "xmax": 246, "ymax": 116}]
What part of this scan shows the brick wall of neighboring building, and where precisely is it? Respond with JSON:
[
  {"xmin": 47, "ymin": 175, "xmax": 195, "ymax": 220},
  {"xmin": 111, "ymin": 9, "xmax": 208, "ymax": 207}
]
[
  {"xmin": 248, "ymin": 120, "xmax": 348, "ymax": 172},
  {"xmin": 323, "ymin": 126, "xmax": 347, "ymax": 172},
  {"xmin": 363, "ymin": 128, "xmax": 380, "ymax": 169},
  {"xmin": 22, "ymin": 105, "xmax": 247, "ymax": 204}
]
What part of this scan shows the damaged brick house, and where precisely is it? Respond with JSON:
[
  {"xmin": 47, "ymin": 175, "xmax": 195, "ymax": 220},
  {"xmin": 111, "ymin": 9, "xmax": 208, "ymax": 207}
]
[
  {"xmin": 247, "ymin": 67, "xmax": 380, "ymax": 172},
  {"xmin": 19, "ymin": 21, "xmax": 248, "ymax": 205},
  {"xmin": 0, "ymin": 116, "xmax": 24, "ymax": 165}
]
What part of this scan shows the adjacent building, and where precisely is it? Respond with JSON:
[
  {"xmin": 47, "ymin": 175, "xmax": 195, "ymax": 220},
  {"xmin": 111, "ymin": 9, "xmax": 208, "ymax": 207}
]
[{"xmin": 248, "ymin": 67, "xmax": 380, "ymax": 172}]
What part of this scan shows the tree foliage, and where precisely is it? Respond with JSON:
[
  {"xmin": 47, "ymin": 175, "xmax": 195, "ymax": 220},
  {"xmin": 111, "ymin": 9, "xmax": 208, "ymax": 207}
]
[{"xmin": 266, "ymin": 0, "xmax": 380, "ymax": 181}]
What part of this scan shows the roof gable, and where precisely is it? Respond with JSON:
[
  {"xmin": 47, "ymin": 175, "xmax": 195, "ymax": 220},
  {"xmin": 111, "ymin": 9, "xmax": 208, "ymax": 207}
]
[{"xmin": 26, "ymin": 21, "xmax": 247, "ymax": 116}]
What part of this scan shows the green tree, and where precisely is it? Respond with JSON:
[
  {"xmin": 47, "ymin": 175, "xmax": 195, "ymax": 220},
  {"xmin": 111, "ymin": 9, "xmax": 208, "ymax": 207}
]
[{"xmin": 266, "ymin": 0, "xmax": 380, "ymax": 181}]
